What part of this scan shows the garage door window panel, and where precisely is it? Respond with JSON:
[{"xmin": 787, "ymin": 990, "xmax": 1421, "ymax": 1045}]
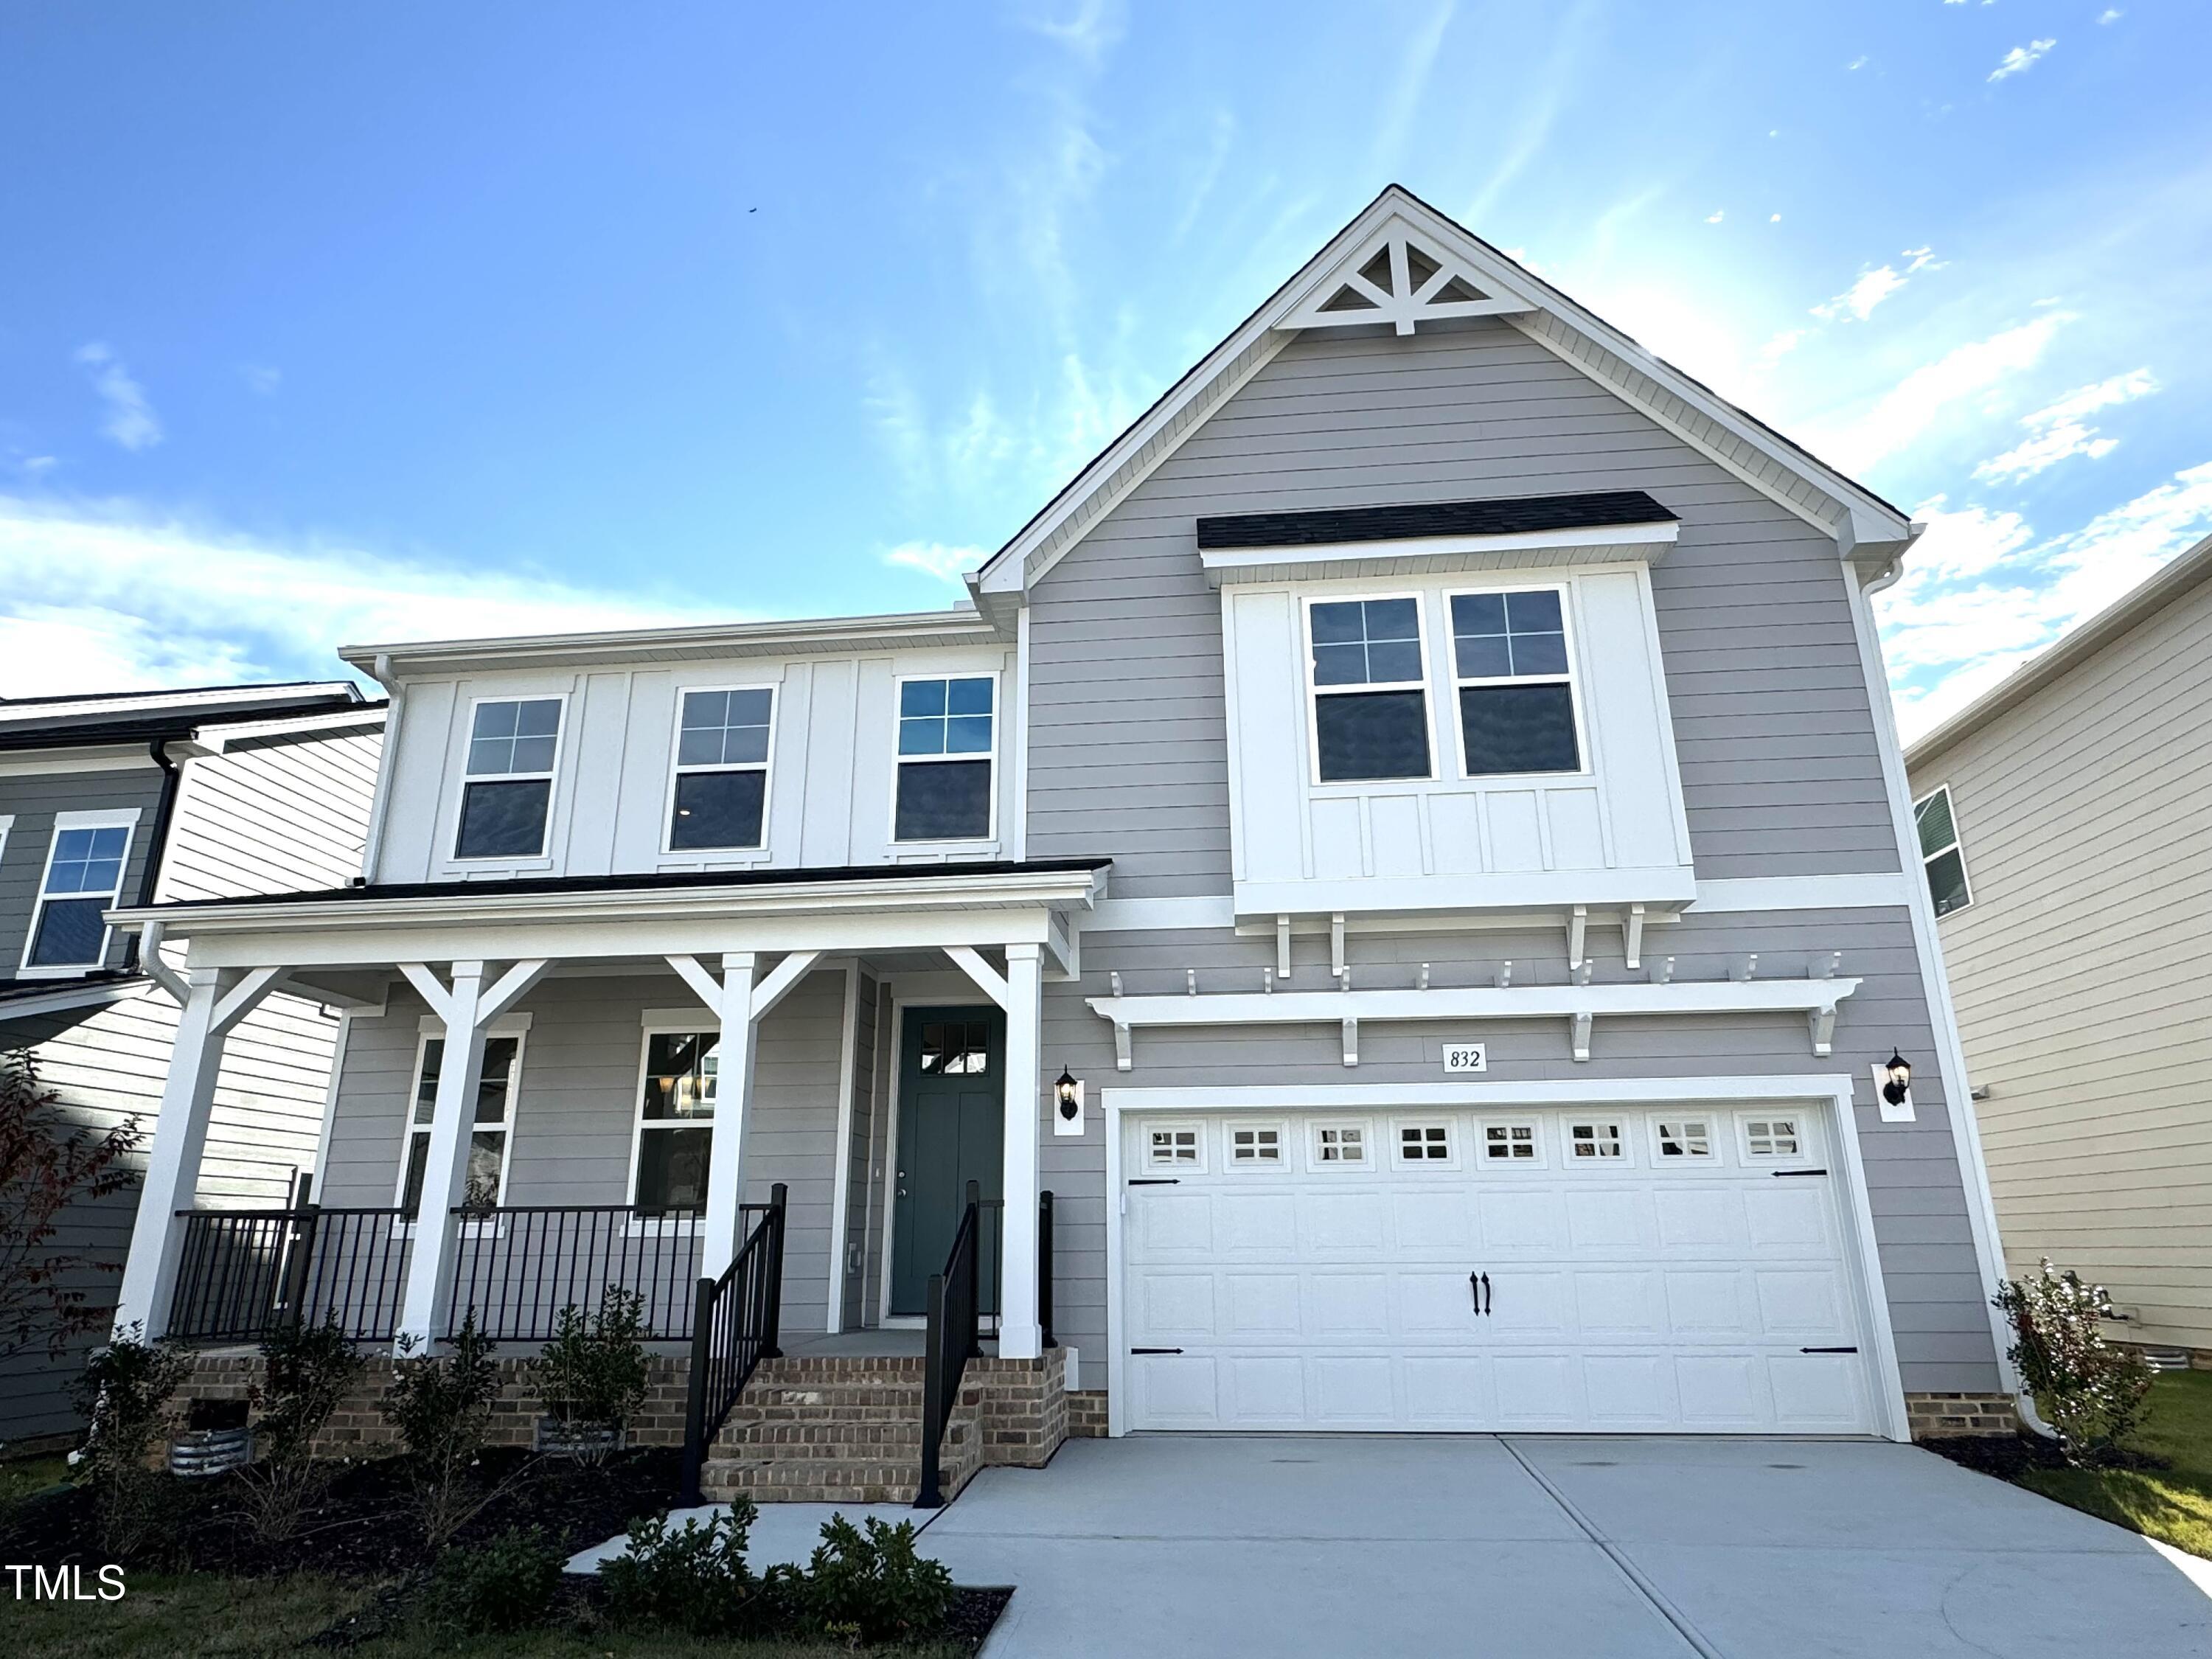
[
  {"xmin": 1146, "ymin": 1123, "xmax": 1206, "ymax": 1171},
  {"xmin": 1741, "ymin": 1116, "xmax": 1803, "ymax": 1159},
  {"xmin": 1654, "ymin": 1119, "xmax": 1715, "ymax": 1161},
  {"xmin": 1569, "ymin": 1121, "xmax": 1627, "ymax": 1162},
  {"xmin": 1228, "ymin": 1124, "xmax": 1286, "ymax": 1168},
  {"xmin": 1310, "ymin": 1122, "xmax": 1368, "ymax": 1167},
  {"xmin": 1305, "ymin": 596, "xmax": 1434, "ymax": 783},
  {"xmin": 1481, "ymin": 1121, "xmax": 1545, "ymax": 1166},
  {"xmin": 1397, "ymin": 1122, "xmax": 1455, "ymax": 1167}
]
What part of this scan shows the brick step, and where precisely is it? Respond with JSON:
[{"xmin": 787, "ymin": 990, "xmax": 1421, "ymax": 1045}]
[{"xmin": 733, "ymin": 1386, "xmax": 931, "ymax": 1411}]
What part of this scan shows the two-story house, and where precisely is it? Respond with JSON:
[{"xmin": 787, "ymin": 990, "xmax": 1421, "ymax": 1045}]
[
  {"xmin": 106, "ymin": 187, "xmax": 2022, "ymax": 1500},
  {"xmin": 0, "ymin": 681, "xmax": 383, "ymax": 1449}
]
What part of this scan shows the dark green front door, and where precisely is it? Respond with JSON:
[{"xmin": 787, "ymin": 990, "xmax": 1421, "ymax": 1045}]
[{"xmin": 891, "ymin": 1006, "xmax": 1005, "ymax": 1317}]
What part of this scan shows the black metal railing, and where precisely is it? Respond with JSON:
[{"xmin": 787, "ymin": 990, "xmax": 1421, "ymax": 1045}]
[
  {"xmin": 442, "ymin": 1205, "xmax": 704, "ymax": 1340},
  {"xmin": 678, "ymin": 1188, "xmax": 787, "ymax": 1506},
  {"xmin": 167, "ymin": 1203, "xmax": 411, "ymax": 1342},
  {"xmin": 917, "ymin": 1180, "xmax": 983, "ymax": 1509},
  {"xmin": 1039, "ymin": 1189, "xmax": 1056, "ymax": 1350}
]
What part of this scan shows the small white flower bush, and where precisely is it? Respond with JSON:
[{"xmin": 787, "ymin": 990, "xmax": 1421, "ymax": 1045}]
[{"xmin": 1994, "ymin": 1259, "xmax": 2153, "ymax": 1467}]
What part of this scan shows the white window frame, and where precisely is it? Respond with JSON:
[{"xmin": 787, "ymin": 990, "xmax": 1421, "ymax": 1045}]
[
  {"xmin": 661, "ymin": 683, "xmax": 778, "ymax": 857},
  {"xmin": 1565, "ymin": 1118, "xmax": 1630, "ymax": 1164},
  {"xmin": 1913, "ymin": 785, "xmax": 1972, "ymax": 917},
  {"xmin": 0, "ymin": 815, "xmax": 13, "ymax": 873},
  {"xmin": 1225, "ymin": 1120, "xmax": 1288, "ymax": 1170},
  {"xmin": 394, "ymin": 1013, "xmax": 532, "ymax": 1232},
  {"xmin": 1443, "ymin": 581, "xmax": 1590, "ymax": 782},
  {"xmin": 18, "ymin": 807, "xmax": 139, "ymax": 979},
  {"xmin": 1301, "ymin": 591, "xmax": 1437, "ymax": 787},
  {"xmin": 1142, "ymin": 1119, "xmax": 1207, "ymax": 1172},
  {"xmin": 1392, "ymin": 1119, "xmax": 1459, "ymax": 1169},
  {"xmin": 1476, "ymin": 1117, "xmax": 1547, "ymax": 1168},
  {"xmin": 1651, "ymin": 1116, "xmax": 1717, "ymax": 1162},
  {"xmin": 889, "ymin": 669, "xmax": 1001, "ymax": 845},
  {"xmin": 1739, "ymin": 1113, "xmax": 1806, "ymax": 1161},
  {"xmin": 627, "ymin": 1012, "xmax": 721, "ymax": 1229},
  {"xmin": 1307, "ymin": 1119, "xmax": 1371, "ymax": 1169},
  {"xmin": 451, "ymin": 692, "xmax": 568, "ymax": 864}
]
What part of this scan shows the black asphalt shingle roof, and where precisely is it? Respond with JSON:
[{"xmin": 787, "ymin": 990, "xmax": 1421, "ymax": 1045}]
[{"xmin": 1194, "ymin": 490, "xmax": 1677, "ymax": 551}]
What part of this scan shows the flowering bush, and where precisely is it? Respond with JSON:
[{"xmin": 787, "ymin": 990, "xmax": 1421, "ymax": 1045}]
[{"xmin": 1994, "ymin": 1259, "xmax": 2152, "ymax": 1466}]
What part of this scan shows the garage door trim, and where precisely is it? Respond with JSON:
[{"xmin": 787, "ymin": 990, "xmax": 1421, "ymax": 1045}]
[{"xmin": 1101, "ymin": 1074, "xmax": 1909, "ymax": 1441}]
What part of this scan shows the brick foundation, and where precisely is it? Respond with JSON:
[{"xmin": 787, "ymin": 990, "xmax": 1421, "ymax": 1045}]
[
  {"xmin": 1066, "ymin": 1389, "xmax": 1107, "ymax": 1438},
  {"xmin": 178, "ymin": 1349, "xmax": 692, "ymax": 1456},
  {"xmin": 967, "ymin": 1349, "xmax": 1071, "ymax": 1468},
  {"xmin": 1905, "ymin": 1392, "xmax": 2019, "ymax": 1439}
]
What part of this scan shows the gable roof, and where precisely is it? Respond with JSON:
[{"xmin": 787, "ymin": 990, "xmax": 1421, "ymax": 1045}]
[
  {"xmin": 971, "ymin": 184, "xmax": 1915, "ymax": 611},
  {"xmin": 0, "ymin": 681, "xmax": 371, "ymax": 752}
]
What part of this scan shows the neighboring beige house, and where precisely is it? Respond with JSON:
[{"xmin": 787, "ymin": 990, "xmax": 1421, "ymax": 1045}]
[{"xmin": 1906, "ymin": 533, "xmax": 2212, "ymax": 1362}]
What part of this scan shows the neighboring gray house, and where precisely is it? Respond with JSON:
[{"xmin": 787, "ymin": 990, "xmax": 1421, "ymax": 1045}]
[
  {"xmin": 0, "ymin": 681, "xmax": 384, "ymax": 1448},
  {"xmin": 1907, "ymin": 532, "xmax": 2212, "ymax": 1363},
  {"xmin": 108, "ymin": 188, "xmax": 2020, "ymax": 1499}
]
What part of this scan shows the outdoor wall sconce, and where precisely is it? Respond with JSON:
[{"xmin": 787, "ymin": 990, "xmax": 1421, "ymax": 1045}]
[
  {"xmin": 1874, "ymin": 1048, "xmax": 1915, "ymax": 1123},
  {"xmin": 1052, "ymin": 1065, "xmax": 1085, "ymax": 1136}
]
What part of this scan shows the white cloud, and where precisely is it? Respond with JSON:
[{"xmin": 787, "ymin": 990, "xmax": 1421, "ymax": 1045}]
[
  {"xmin": 882, "ymin": 542, "xmax": 987, "ymax": 586},
  {"xmin": 0, "ymin": 496, "xmax": 707, "ymax": 696},
  {"xmin": 240, "ymin": 364, "xmax": 282, "ymax": 396},
  {"xmin": 1803, "ymin": 311, "xmax": 2070, "ymax": 472},
  {"xmin": 1812, "ymin": 265, "xmax": 1907, "ymax": 321},
  {"xmin": 1370, "ymin": 1, "xmax": 1456, "ymax": 178},
  {"xmin": 1769, "ymin": 212, "xmax": 1781, "ymax": 223},
  {"xmin": 74, "ymin": 343, "xmax": 164, "ymax": 451},
  {"xmin": 1989, "ymin": 38, "xmax": 2056, "ymax": 81},
  {"xmin": 1846, "ymin": 54, "xmax": 1869, "ymax": 71},
  {"xmin": 1901, "ymin": 246, "xmax": 1945, "ymax": 274},
  {"xmin": 1972, "ymin": 367, "xmax": 2157, "ymax": 482},
  {"xmin": 2098, "ymin": 9, "xmax": 2122, "ymax": 23},
  {"xmin": 1704, "ymin": 209, "xmax": 1724, "ymax": 224},
  {"xmin": 1013, "ymin": 0, "xmax": 1126, "ymax": 66}
]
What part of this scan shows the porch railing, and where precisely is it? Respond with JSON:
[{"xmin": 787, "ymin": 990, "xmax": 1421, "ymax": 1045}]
[
  {"xmin": 167, "ymin": 1203, "xmax": 411, "ymax": 1342},
  {"xmin": 917, "ymin": 1181, "xmax": 984, "ymax": 1509},
  {"xmin": 442, "ymin": 1204, "xmax": 705, "ymax": 1341},
  {"xmin": 678, "ymin": 1186, "xmax": 787, "ymax": 1506}
]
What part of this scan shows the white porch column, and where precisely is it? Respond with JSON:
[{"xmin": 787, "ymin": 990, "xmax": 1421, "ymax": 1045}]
[
  {"xmin": 997, "ymin": 942, "xmax": 1045, "ymax": 1360},
  {"xmin": 112, "ymin": 964, "xmax": 286, "ymax": 1338},
  {"xmin": 394, "ymin": 957, "xmax": 548, "ymax": 1349},
  {"xmin": 700, "ymin": 951, "xmax": 759, "ymax": 1272}
]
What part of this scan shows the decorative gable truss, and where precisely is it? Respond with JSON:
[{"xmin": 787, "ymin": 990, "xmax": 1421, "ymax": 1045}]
[{"xmin": 1279, "ymin": 224, "xmax": 1534, "ymax": 336}]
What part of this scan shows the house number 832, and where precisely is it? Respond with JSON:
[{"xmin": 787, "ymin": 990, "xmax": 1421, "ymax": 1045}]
[{"xmin": 1441, "ymin": 1043, "xmax": 1488, "ymax": 1074}]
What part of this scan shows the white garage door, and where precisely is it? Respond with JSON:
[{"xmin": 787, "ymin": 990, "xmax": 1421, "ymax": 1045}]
[{"xmin": 1121, "ymin": 1104, "xmax": 1881, "ymax": 1435}]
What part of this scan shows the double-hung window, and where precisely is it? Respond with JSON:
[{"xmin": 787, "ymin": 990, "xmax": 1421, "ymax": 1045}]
[
  {"xmin": 1914, "ymin": 786, "xmax": 1971, "ymax": 917},
  {"xmin": 24, "ymin": 810, "xmax": 136, "ymax": 973},
  {"xmin": 633, "ymin": 1031, "xmax": 717, "ymax": 1213},
  {"xmin": 1307, "ymin": 597, "xmax": 1432, "ymax": 782},
  {"xmin": 669, "ymin": 687, "xmax": 773, "ymax": 851},
  {"xmin": 400, "ymin": 1032, "xmax": 524, "ymax": 1218},
  {"xmin": 456, "ymin": 697, "xmax": 563, "ymax": 860},
  {"xmin": 1449, "ymin": 588, "xmax": 1581, "ymax": 775},
  {"xmin": 894, "ymin": 675, "xmax": 995, "ymax": 841}
]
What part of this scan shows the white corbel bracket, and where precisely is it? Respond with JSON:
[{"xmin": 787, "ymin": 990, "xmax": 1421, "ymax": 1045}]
[
  {"xmin": 1342, "ymin": 1017, "xmax": 1358, "ymax": 1068},
  {"xmin": 1113, "ymin": 1018, "xmax": 1133, "ymax": 1071},
  {"xmin": 1568, "ymin": 905, "xmax": 1587, "ymax": 971},
  {"xmin": 1569, "ymin": 1009, "xmax": 1593, "ymax": 1063},
  {"xmin": 1808, "ymin": 1005, "xmax": 1837, "ymax": 1057}
]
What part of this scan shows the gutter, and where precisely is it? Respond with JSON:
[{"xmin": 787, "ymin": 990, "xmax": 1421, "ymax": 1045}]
[{"xmin": 122, "ymin": 736, "xmax": 183, "ymax": 971}]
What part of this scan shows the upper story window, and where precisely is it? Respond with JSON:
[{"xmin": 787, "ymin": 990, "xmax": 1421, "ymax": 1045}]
[
  {"xmin": 23, "ymin": 811, "xmax": 136, "ymax": 973},
  {"xmin": 1306, "ymin": 597, "xmax": 1432, "ymax": 782},
  {"xmin": 669, "ymin": 687, "xmax": 773, "ymax": 852},
  {"xmin": 894, "ymin": 675, "xmax": 995, "ymax": 841},
  {"xmin": 1914, "ymin": 786, "xmax": 1971, "ymax": 917},
  {"xmin": 1450, "ymin": 589, "xmax": 1581, "ymax": 776},
  {"xmin": 456, "ymin": 697, "xmax": 563, "ymax": 860}
]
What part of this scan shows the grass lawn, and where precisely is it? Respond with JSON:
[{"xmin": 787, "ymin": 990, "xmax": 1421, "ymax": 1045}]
[
  {"xmin": 0, "ymin": 1454, "xmax": 72, "ymax": 1512},
  {"xmin": 2018, "ymin": 1370, "xmax": 2212, "ymax": 1559}
]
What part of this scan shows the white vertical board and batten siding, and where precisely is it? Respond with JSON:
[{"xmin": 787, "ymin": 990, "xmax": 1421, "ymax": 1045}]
[
  {"xmin": 373, "ymin": 649, "xmax": 1018, "ymax": 884},
  {"xmin": 1910, "ymin": 573, "xmax": 2212, "ymax": 1350}
]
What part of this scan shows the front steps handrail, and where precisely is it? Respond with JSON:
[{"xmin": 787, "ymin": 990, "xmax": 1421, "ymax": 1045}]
[
  {"xmin": 917, "ymin": 1181, "xmax": 983, "ymax": 1508},
  {"xmin": 678, "ymin": 1185, "xmax": 786, "ymax": 1506}
]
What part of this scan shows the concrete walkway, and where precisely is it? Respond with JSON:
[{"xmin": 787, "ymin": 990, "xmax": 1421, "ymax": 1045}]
[{"xmin": 913, "ymin": 1436, "xmax": 2212, "ymax": 1658}]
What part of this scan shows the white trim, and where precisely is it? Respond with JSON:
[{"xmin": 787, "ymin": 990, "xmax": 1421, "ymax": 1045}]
[
  {"xmin": 826, "ymin": 960, "xmax": 863, "ymax": 1332},
  {"xmin": 1009, "ymin": 607, "xmax": 1031, "ymax": 863},
  {"xmin": 176, "ymin": 704, "xmax": 388, "ymax": 756},
  {"xmin": 1099, "ymin": 1074, "xmax": 1912, "ymax": 1444},
  {"xmin": 1085, "ymin": 895, "xmax": 1237, "ymax": 933},
  {"xmin": 1692, "ymin": 874, "xmax": 1916, "ymax": 912},
  {"xmin": 358, "ymin": 675, "xmax": 404, "ymax": 883},
  {"xmin": 19, "ymin": 807, "xmax": 141, "ymax": 978},
  {"xmin": 1200, "ymin": 521, "xmax": 1678, "ymax": 586},
  {"xmin": 661, "ymin": 681, "xmax": 778, "ymax": 858},
  {"xmin": 1910, "ymin": 784, "xmax": 1972, "ymax": 917},
  {"xmin": 0, "ymin": 814, "xmax": 11, "ymax": 871},
  {"xmin": 0, "ymin": 682, "xmax": 358, "ymax": 726},
  {"xmin": 0, "ymin": 976, "xmax": 142, "ymax": 1025},
  {"xmin": 1442, "ymin": 580, "xmax": 1590, "ymax": 783},
  {"xmin": 0, "ymin": 749, "xmax": 161, "ymax": 777},
  {"xmin": 888, "ymin": 669, "xmax": 1002, "ymax": 847},
  {"xmin": 1841, "ymin": 563, "xmax": 2025, "ymax": 1413},
  {"xmin": 451, "ymin": 692, "xmax": 568, "ymax": 863},
  {"xmin": 1301, "ymin": 590, "xmax": 1437, "ymax": 785}
]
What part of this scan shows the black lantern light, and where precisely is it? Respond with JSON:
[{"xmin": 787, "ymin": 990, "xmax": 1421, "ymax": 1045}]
[
  {"xmin": 1054, "ymin": 1065, "xmax": 1082, "ymax": 1124},
  {"xmin": 1881, "ymin": 1049, "xmax": 1913, "ymax": 1107}
]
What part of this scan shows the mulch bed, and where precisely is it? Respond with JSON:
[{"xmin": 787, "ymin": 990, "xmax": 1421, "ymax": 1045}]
[
  {"xmin": 0, "ymin": 1446, "xmax": 684, "ymax": 1576},
  {"xmin": 1919, "ymin": 1432, "xmax": 2072, "ymax": 1480}
]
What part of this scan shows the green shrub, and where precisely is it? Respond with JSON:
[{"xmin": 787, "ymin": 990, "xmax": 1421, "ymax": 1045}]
[
  {"xmin": 380, "ymin": 1315, "xmax": 512, "ymax": 1548},
  {"xmin": 236, "ymin": 1315, "xmax": 365, "ymax": 1543},
  {"xmin": 1996, "ymin": 1259, "xmax": 2154, "ymax": 1466},
  {"xmin": 600, "ymin": 1503, "xmax": 771, "ymax": 1635},
  {"xmin": 68, "ymin": 1325, "xmax": 193, "ymax": 1559},
  {"xmin": 428, "ymin": 1526, "xmax": 565, "ymax": 1633},
  {"xmin": 538, "ymin": 1287, "xmax": 650, "ymax": 1450},
  {"xmin": 799, "ymin": 1513, "xmax": 956, "ymax": 1644}
]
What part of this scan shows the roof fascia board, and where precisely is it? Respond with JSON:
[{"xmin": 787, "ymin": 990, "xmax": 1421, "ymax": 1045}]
[
  {"xmin": 0, "ymin": 681, "xmax": 359, "ymax": 726},
  {"xmin": 1200, "ymin": 521, "xmax": 1679, "ymax": 587}
]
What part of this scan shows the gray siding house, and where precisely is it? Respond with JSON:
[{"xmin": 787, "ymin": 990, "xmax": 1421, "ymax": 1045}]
[
  {"xmin": 108, "ymin": 189, "xmax": 2019, "ymax": 1495},
  {"xmin": 0, "ymin": 681, "xmax": 384, "ymax": 1447}
]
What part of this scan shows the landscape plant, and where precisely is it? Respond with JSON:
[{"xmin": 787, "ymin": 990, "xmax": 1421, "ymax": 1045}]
[
  {"xmin": 537, "ymin": 1285, "xmax": 650, "ymax": 1459},
  {"xmin": 599, "ymin": 1501, "xmax": 773, "ymax": 1636},
  {"xmin": 0, "ymin": 1048, "xmax": 141, "ymax": 1366},
  {"xmin": 233, "ymin": 1315, "xmax": 366, "ymax": 1543},
  {"xmin": 68, "ymin": 1324, "xmax": 194, "ymax": 1558},
  {"xmin": 1995, "ymin": 1258, "xmax": 2155, "ymax": 1467},
  {"xmin": 379, "ymin": 1314, "xmax": 520, "ymax": 1549},
  {"xmin": 425, "ymin": 1525, "xmax": 566, "ymax": 1632},
  {"xmin": 799, "ymin": 1512, "xmax": 957, "ymax": 1644}
]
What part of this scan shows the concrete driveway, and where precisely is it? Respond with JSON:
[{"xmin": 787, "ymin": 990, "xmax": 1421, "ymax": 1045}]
[{"xmin": 915, "ymin": 1435, "xmax": 2211, "ymax": 1658}]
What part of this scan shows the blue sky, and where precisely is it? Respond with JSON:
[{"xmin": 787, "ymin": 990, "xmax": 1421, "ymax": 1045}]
[{"xmin": 1, "ymin": 1, "xmax": 2205, "ymax": 738}]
